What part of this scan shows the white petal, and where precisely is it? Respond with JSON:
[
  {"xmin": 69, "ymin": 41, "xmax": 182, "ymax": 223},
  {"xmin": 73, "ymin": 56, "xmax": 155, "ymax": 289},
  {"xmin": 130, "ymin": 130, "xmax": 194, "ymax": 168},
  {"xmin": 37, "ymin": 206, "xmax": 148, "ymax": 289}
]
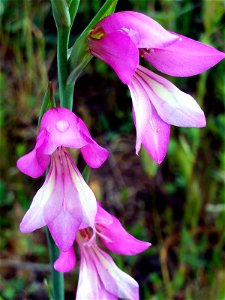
[
  {"xmin": 20, "ymin": 164, "xmax": 56, "ymax": 232},
  {"xmin": 66, "ymin": 152, "xmax": 97, "ymax": 229},
  {"xmin": 93, "ymin": 246, "xmax": 139, "ymax": 300},
  {"xmin": 129, "ymin": 77, "xmax": 170, "ymax": 164},
  {"xmin": 136, "ymin": 65, "xmax": 206, "ymax": 127},
  {"xmin": 76, "ymin": 245, "xmax": 116, "ymax": 300}
]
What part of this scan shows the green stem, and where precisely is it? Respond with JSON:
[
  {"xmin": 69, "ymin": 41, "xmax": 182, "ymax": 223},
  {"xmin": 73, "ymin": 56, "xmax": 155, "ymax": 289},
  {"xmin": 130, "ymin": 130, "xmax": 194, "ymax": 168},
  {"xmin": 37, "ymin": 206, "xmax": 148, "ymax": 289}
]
[
  {"xmin": 46, "ymin": 228, "xmax": 64, "ymax": 300},
  {"xmin": 57, "ymin": 27, "xmax": 74, "ymax": 110}
]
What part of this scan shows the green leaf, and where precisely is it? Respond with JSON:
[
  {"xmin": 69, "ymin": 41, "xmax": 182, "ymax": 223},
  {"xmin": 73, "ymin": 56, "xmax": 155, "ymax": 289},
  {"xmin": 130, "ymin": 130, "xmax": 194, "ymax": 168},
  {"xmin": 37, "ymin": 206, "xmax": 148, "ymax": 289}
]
[
  {"xmin": 67, "ymin": 0, "xmax": 118, "ymax": 84},
  {"xmin": 69, "ymin": 0, "xmax": 80, "ymax": 26}
]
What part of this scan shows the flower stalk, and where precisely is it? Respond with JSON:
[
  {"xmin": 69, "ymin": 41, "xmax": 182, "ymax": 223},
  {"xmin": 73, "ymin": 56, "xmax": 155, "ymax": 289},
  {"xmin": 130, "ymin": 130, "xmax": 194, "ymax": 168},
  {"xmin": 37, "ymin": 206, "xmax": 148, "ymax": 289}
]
[
  {"xmin": 57, "ymin": 27, "xmax": 74, "ymax": 110},
  {"xmin": 46, "ymin": 228, "xmax": 64, "ymax": 300}
]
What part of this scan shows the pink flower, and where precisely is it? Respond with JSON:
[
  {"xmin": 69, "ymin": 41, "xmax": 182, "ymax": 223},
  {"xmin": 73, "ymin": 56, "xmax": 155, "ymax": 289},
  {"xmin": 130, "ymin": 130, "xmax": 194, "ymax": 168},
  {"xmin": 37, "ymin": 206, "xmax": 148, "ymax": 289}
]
[
  {"xmin": 17, "ymin": 108, "xmax": 109, "ymax": 251},
  {"xmin": 54, "ymin": 203, "xmax": 151, "ymax": 299},
  {"xmin": 88, "ymin": 11, "xmax": 225, "ymax": 163},
  {"xmin": 20, "ymin": 148, "xmax": 97, "ymax": 251}
]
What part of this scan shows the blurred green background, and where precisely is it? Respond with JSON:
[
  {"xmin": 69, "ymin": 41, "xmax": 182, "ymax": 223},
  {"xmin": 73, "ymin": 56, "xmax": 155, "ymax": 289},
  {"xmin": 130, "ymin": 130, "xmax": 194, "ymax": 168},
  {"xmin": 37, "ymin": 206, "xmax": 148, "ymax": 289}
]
[{"xmin": 0, "ymin": 0, "xmax": 225, "ymax": 299}]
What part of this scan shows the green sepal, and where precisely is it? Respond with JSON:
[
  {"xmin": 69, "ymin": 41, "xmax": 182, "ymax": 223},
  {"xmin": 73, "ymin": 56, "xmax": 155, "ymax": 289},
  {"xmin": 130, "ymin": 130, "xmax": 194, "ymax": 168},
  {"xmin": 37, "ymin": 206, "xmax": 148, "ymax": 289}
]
[
  {"xmin": 67, "ymin": 0, "xmax": 118, "ymax": 85},
  {"xmin": 38, "ymin": 82, "xmax": 56, "ymax": 128}
]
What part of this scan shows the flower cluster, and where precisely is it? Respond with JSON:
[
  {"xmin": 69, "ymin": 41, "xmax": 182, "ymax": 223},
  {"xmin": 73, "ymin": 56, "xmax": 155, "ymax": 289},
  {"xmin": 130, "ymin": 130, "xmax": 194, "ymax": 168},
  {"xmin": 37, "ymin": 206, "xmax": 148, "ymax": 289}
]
[
  {"xmin": 17, "ymin": 10, "xmax": 224, "ymax": 300},
  {"xmin": 17, "ymin": 107, "xmax": 150, "ymax": 299}
]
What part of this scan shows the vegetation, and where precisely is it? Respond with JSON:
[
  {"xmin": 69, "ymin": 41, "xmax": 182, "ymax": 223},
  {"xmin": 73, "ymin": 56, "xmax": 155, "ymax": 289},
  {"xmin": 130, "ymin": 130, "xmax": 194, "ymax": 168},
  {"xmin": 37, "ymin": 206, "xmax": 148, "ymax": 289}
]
[{"xmin": 0, "ymin": 0, "xmax": 224, "ymax": 299}]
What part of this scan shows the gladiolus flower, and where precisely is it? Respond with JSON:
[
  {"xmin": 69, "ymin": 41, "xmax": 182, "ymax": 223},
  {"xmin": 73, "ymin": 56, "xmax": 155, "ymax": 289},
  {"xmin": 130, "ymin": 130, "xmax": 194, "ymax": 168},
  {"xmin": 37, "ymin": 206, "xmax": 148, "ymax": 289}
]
[
  {"xmin": 54, "ymin": 203, "xmax": 151, "ymax": 299},
  {"xmin": 17, "ymin": 108, "xmax": 109, "ymax": 251},
  {"xmin": 76, "ymin": 230, "xmax": 139, "ymax": 300},
  {"xmin": 88, "ymin": 11, "xmax": 225, "ymax": 163}
]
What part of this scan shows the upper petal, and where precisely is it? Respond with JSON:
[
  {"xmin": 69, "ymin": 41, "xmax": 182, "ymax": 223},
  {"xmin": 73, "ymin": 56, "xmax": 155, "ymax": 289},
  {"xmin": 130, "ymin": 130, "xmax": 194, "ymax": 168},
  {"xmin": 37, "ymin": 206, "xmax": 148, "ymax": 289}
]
[
  {"xmin": 89, "ymin": 31, "xmax": 139, "ymax": 84},
  {"xmin": 136, "ymin": 65, "xmax": 206, "ymax": 127},
  {"xmin": 144, "ymin": 33, "xmax": 225, "ymax": 76},
  {"xmin": 40, "ymin": 107, "xmax": 89, "ymax": 154},
  {"xmin": 75, "ymin": 116, "xmax": 109, "ymax": 168},
  {"xmin": 16, "ymin": 129, "xmax": 50, "ymax": 178},
  {"xmin": 96, "ymin": 203, "xmax": 151, "ymax": 255},
  {"xmin": 128, "ymin": 75, "xmax": 170, "ymax": 164},
  {"xmin": 81, "ymin": 142, "xmax": 109, "ymax": 168},
  {"xmin": 96, "ymin": 11, "xmax": 179, "ymax": 49},
  {"xmin": 54, "ymin": 247, "xmax": 76, "ymax": 273}
]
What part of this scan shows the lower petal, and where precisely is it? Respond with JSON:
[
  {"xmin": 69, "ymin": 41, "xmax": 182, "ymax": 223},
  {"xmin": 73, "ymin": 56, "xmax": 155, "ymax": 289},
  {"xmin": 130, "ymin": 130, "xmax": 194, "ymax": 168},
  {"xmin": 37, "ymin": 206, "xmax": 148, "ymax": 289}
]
[
  {"xmin": 129, "ymin": 77, "xmax": 170, "ymax": 164},
  {"xmin": 48, "ymin": 210, "xmax": 81, "ymax": 251},
  {"xmin": 93, "ymin": 246, "xmax": 139, "ymax": 300},
  {"xmin": 76, "ymin": 243, "xmax": 116, "ymax": 300},
  {"xmin": 134, "ymin": 105, "xmax": 170, "ymax": 164},
  {"xmin": 136, "ymin": 66, "xmax": 206, "ymax": 127},
  {"xmin": 54, "ymin": 247, "xmax": 76, "ymax": 273},
  {"xmin": 67, "ymin": 154, "xmax": 97, "ymax": 229}
]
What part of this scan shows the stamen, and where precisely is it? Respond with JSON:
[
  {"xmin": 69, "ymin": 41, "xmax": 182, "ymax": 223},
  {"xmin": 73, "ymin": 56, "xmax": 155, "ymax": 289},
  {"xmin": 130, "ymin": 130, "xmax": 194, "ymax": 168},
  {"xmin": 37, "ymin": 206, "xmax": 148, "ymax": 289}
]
[
  {"xmin": 78, "ymin": 227, "xmax": 95, "ymax": 246},
  {"xmin": 89, "ymin": 26, "xmax": 105, "ymax": 40}
]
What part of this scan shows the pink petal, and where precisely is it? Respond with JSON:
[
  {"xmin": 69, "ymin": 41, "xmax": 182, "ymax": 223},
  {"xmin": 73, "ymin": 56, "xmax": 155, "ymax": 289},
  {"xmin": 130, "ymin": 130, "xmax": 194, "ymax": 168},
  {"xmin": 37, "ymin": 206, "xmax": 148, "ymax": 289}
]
[
  {"xmin": 76, "ymin": 117, "xmax": 109, "ymax": 168},
  {"xmin": 48, "ymin": 210, "xmax": 80, "ymax": 251},
  {"xmin": 136, "ymin": 66, "xmax": 206, "ymax": 127},
  {"xmin": 40, "ymin": 108, "xmax": 89, "ymax": 154},
  {"xmin": 16, "ymin": 129, "xmax": 50, "ymax": 178},
  {"xmin": 96, "ymin": 203, "xmax": 151, "ymax": 255},
  {"xmin": 89, "ymin": 31, "xmax": 139, "ymax": 84},
  {"xmin": 96, "ymin": 11, "xmax": 179, "ymax": 48},
  {"xmin": 140, "ymin": 107, "xmax": 170, "ymax": 165},
  {"xmin": 144, "ymin": 33, "xmax": 225, "ymax": 76},
  {"xmin": 81, "ymin": 142, "xmax": 109, "ymax": 168},
  {"xmin": 129, "ymin": 76, "xmax": 170, "ymax": 164},
  {"xmin": 54, "ymin": 247, "xmax": 76, "ymax": 273}
]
